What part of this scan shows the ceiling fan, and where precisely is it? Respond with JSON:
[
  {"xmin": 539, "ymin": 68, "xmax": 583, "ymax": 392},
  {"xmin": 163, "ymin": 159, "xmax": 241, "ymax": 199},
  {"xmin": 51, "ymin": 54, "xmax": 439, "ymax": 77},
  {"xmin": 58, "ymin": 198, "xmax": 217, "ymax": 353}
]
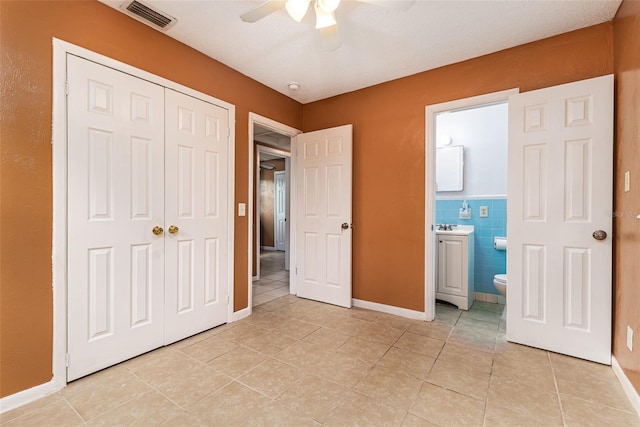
[{"xmin": 240, "ymin": 0, "xmax": 415, "ymax": 51}]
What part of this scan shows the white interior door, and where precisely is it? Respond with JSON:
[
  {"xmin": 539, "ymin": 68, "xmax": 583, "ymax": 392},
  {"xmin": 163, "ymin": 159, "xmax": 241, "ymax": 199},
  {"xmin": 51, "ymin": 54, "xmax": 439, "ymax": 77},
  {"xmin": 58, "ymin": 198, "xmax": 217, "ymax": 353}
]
[
  {"xmin": 164, "ymin": 89, "xmax": 229, "ymax": 344},
  {"xmin": 67, "ymin": 55, "xmax": 165, "ymax": 380},
  {"xmin": 507, "ymin": 75, "xmax": 613, "ymax": 364},
  {"xmin": 295, "ymin": 125, "xmax": 353, "ymax": 308},
  {"xmin": 275, "ymin": 171, "xmax": 286, "ymax": 251}
]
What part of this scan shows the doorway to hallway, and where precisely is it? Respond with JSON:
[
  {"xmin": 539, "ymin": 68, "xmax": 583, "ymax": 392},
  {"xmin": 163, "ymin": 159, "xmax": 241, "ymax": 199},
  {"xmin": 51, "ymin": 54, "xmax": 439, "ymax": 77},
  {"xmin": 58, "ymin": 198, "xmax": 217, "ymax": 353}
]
[{"xmin": 252, "ymin": 250, "xmax": 289, "ymax": 307}]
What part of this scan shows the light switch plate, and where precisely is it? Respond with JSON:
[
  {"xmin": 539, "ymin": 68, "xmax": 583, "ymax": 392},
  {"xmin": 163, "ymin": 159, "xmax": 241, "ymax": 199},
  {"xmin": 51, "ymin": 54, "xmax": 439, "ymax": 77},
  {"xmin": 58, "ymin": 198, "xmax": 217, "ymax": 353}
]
[
  {"xmin": 624, "ymin": 171, "xmax": 630, "ymax": 192},
  {"xmin": 479, "ymin": 206, "xmax": 489, "ymax": 217},
  {"xmin": 238, "ymin": 203, "xmax": 246, "ymax": 217}
]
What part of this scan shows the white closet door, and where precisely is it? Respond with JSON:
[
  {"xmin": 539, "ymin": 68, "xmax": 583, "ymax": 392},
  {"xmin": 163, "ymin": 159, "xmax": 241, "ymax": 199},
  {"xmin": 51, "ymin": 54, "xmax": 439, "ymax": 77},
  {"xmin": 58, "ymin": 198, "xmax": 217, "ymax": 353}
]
[
  {"xmin": 164, "ymin": 89, "xmax": 230, "ymax": 344},
  {"xmin": 67, "ymin": 55, "xmax": 165, "ymax": 381}
]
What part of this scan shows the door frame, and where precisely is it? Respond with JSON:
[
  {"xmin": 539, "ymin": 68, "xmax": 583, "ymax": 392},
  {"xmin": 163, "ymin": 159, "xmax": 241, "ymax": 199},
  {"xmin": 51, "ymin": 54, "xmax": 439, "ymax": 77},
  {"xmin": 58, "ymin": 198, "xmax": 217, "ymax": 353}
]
[
  {"xmin": 52, "ymin": 39, "xmax": 236, "ymax": 392},
  {"xmin": 248, "ymin": 113, "xmax": 301, "ymax": 310},
  {"xmin": 424, "ymin": 88, "xmax": 518, "ymax": 321},
  {"xmin": 254, "ymin": 144, "xmax": 290, "ymax": 278},
  {"xmin": 274, "ymin": 170, "xmax": 287, "ymax": 252}
]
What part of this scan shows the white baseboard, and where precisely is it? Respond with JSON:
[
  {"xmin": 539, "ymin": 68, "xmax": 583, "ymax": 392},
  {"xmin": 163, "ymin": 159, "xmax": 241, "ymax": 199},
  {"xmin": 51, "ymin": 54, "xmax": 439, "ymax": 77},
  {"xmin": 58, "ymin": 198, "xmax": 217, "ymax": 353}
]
[
  {"xmin": 0, "ymin": 380, "xmax": 63, "ymax": 414},
  {"xmin": 260, "ymin": 246, "xmax": 276, "ymax": 251},
  {"xmin": 612, "ymin": 356, "xmax": 640, "ymax": 416},
  {"xmin": 2, "ymin": 306, "xmax": 253, "ymax": 414},
  {"xmin": 232, "ymin": 307, "xmax": 251, "ymax": 322},
  {"xmin": 352, "ymin": 299, "xmax": 426, "ymax": 321}
]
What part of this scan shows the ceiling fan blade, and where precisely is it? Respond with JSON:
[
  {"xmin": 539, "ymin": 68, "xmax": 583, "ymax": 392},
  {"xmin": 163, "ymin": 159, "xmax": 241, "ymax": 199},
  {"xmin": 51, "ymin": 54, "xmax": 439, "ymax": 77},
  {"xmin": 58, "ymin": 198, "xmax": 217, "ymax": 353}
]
[
  {"xmin": 240, "ymin": 0, "xmax": 287, "ymax": 23},
  {"xmin": 319, "ymin": 25, "xmax": 341, "ymax": 51},
  {"xmin": 357, "ymin": 0, "xmax": 416, "ymax": 11}
]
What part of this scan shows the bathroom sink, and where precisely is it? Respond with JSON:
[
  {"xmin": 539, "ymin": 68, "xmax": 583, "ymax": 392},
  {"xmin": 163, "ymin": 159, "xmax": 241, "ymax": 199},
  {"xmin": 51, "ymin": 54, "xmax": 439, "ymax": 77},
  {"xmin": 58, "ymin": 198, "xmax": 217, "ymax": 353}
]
[{"xmin": 435, "ymin": 225, "xmax": 474, "ymax": 235}]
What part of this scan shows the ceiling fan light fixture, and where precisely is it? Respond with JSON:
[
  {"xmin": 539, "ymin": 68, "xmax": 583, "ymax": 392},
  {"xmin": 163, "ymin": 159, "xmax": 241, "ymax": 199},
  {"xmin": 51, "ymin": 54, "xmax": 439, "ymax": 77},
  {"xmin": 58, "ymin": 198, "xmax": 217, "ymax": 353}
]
[
  {"xmin": 285, "ymin": 0, "xmax": 310, "ymax": 22},
  {"xmin": 317, "ymin": 0, "xmax": 340, "ymax": 13},
  {"xmin": 314, "ymin": 2, "xmax": 337, "ymax": 29}
]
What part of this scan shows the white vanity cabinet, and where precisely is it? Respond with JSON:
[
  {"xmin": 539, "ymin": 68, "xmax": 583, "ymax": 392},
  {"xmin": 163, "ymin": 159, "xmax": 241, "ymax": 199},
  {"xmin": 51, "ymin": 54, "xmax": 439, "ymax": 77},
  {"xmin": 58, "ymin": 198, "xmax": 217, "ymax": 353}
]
[{"xmin": 436, "ymin": 227, "xmax": 475, "ymax": 310}]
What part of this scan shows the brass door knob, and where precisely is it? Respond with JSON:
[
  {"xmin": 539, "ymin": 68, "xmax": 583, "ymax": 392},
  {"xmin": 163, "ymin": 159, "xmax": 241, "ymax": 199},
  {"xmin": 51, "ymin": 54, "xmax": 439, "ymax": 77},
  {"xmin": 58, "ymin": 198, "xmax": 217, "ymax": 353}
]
[
  {"xmin": 592, "ymin": 230, "xmax": 607, "ymax": 240},
  {"xmin": 152, "ymin": 226, "xmax": 164, "ymax": 236},
  {"xmin": 168, "ymin": 225, "xmax": 179, "ymax": 234}
]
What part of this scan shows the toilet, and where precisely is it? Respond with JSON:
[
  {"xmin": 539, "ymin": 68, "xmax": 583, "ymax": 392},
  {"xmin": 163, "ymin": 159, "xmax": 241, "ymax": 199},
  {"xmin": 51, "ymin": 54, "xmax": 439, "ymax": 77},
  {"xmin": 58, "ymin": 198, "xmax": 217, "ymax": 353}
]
[{"xmin": 493, "ymin": 273, "xmax": 507, "ymax": 319}]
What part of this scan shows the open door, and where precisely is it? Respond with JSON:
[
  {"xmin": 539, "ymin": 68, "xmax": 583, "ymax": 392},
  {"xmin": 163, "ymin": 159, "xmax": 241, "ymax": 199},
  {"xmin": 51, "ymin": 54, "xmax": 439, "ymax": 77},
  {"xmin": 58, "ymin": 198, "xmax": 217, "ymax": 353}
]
[
  {"xmin": 295, "ymin": 125, "xmax": 353, "ymax": 308},
  {"xmin": 507, "ymin": 75, "xmax": 613, "ymax": 364}
]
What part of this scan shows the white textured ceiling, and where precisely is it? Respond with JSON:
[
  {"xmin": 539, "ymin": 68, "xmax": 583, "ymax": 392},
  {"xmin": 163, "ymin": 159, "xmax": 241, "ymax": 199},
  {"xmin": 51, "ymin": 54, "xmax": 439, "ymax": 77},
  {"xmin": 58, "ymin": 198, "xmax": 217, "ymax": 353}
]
[{"xmin": 99, "ymin": 0, "xmax": 621, "ymax": 103}]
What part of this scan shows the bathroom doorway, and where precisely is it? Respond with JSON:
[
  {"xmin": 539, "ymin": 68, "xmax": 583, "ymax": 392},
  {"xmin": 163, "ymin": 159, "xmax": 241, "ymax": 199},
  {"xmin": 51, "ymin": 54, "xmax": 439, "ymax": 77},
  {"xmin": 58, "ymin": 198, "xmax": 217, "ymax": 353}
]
[{"xmin": 424, "ymin": 89, "xmax": 517, "ymax": 322}]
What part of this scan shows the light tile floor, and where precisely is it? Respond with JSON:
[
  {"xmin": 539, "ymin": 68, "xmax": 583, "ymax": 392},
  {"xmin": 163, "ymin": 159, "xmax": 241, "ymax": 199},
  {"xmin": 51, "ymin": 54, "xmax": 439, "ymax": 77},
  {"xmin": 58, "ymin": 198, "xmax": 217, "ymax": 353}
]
[
  {"xmin": 3, "ymin": 298, "xmax": 639, "ymax": 426},
  {"xmin": 253, "ymin": 251, "xmax": 290, "ymax": 307}
]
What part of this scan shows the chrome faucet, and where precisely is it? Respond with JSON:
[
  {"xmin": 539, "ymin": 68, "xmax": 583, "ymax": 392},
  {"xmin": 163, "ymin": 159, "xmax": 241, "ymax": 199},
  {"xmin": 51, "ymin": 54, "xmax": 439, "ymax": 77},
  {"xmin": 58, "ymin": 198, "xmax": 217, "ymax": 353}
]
[{"xmin": 437, "ymin": 224, "xmax": 455, "ymax": 231}]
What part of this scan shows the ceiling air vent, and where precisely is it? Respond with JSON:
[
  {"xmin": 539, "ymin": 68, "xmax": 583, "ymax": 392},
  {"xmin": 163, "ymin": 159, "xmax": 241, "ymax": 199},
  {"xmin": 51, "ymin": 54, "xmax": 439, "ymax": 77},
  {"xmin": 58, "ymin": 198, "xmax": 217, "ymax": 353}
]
[{"xmin": 120, "ymin": 0, "xmax": 177, "ymax": 31}]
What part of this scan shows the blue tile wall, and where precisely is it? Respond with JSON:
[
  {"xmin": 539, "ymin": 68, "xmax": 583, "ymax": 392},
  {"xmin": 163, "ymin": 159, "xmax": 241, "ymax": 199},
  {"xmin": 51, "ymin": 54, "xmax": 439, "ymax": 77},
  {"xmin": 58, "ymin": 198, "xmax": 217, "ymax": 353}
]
[{"xmin": 436, "ymin": 199, "xmax": 507, "ymax": 294}]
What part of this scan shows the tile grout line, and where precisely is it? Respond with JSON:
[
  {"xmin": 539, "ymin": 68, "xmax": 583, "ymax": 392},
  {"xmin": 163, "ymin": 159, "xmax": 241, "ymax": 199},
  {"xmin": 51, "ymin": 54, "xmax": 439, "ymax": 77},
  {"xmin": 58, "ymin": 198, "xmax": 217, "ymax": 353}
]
[
  {"xmin": 125, "ymin": 341, "xmax": 239, "ymax": 421},
  {"xmin": 548, "ymin": 351, "xmax": 568, "ymax": 427},
  {"xmin": 61, "ymin": 395, "xmax": 86, "ymax": 424},
  {"xmin": 481, "ymin": 342, "xmax": 499, "ymax": 427},
  {"xmin": 126, "ymin": 367, "xmax": 194, "ymax": 412}
]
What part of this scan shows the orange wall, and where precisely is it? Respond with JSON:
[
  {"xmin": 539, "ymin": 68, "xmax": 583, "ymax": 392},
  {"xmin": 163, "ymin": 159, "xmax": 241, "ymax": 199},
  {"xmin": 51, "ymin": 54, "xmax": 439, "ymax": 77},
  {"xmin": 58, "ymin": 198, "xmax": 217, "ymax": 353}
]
[
  {"xmin": 302, "ymin": 23, "xmax": 614, "ymax": 312},
  {"xmin": 0, "ymin": 0, "xmax": 302, "ymax": 398},
  {"xmin": 613, "ymin": 0, "xmax": 640, "ymax": 393},
  {"xmin": 0, "ymin": 0, "xmax": 630, "ymax": 402}
]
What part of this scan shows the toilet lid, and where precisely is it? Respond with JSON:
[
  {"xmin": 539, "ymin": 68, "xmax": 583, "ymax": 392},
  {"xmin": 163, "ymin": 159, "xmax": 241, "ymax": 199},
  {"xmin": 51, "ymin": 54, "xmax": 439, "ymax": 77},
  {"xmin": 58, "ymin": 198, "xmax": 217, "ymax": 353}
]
[{"xmin": 494, "ymin": 274, "xmax": 507, "ymax": 284}]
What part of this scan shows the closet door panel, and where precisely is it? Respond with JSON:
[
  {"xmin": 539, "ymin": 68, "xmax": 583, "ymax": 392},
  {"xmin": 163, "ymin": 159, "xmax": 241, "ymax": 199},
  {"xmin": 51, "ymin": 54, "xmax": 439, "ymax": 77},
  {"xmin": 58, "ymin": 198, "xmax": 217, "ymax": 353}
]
[
  {"xmin": 67, "ymin": 55, "xmax": 165, "ymax": 381},
  {"xmin": 164, "ymin": 89, "xmax": 230, "ymax": 344}
]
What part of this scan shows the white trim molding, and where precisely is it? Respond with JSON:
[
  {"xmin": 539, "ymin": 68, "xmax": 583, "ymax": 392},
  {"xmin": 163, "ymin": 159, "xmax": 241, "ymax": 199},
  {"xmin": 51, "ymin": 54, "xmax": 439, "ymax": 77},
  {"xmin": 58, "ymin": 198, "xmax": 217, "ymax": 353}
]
[
  {"xmin": 0, "ymin": 380, "xmax": 62, "ymax": 414},
  {"xmin": 232, "ymin": 307, "xmax": 252, "ymax": 322},
  {"xmin": 612, "ymin": 356, "xmax": 640, "ymax": 416},
  {"xmin": 247, "ymin": 113, "xmax": 301, "ymax": 312},
  {"xmin": 352, "ymin": 299, "xmax": 427, "ymax": 321}
]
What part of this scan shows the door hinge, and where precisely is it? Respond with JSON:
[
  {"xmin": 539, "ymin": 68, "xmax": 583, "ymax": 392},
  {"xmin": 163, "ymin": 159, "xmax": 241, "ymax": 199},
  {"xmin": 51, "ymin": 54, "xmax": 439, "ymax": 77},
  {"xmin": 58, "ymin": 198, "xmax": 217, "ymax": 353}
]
[
  {"xmin": 65, "ymin": 81, "xmax": 69, "ymax": 96},
  {"xmin": 296, "ymin": 267, "xmax": 298, "ymax": 275},
  {"xmin": 65, "ymin": 353, "xmax": 70, "ymax": 368},
  {"xmin": 227, "ymin": 295, "xmax": 229, "ymax": 305}
]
